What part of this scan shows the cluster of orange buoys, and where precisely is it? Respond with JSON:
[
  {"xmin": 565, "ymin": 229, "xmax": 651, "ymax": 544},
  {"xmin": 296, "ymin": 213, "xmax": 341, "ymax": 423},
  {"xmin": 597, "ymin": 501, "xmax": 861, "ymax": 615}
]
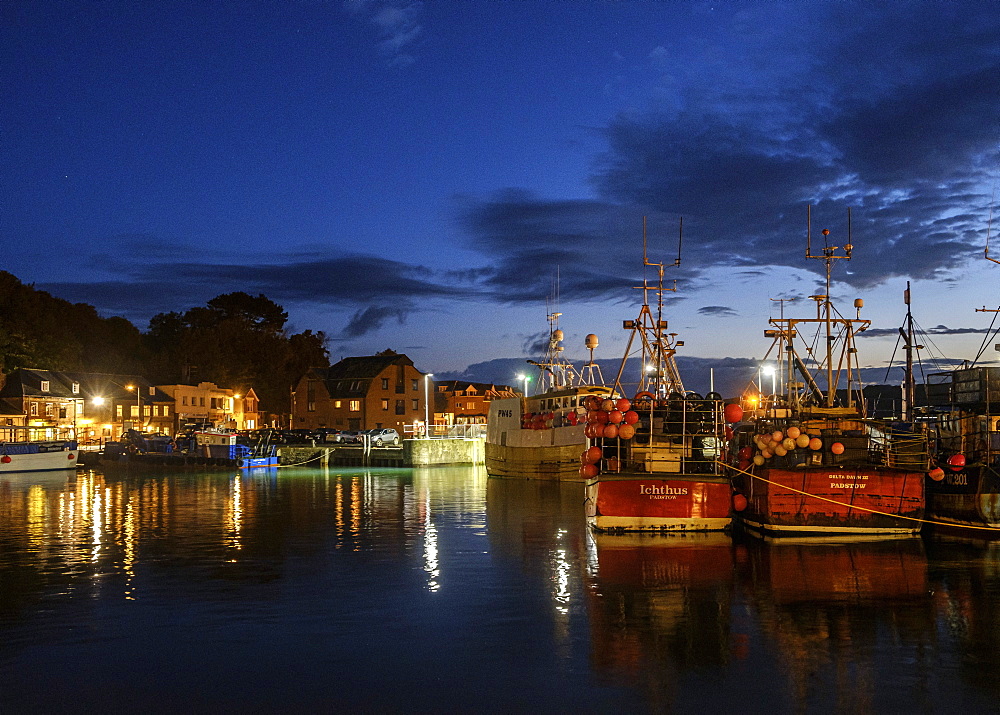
[
  {"xmin": 737, "ymin": 425, "xmax": 845, "ymax": 471},
  {"xmin": 582, "ymin": 396, "xmax": 640, "ymax": 439},
  {"xmin": 578, "ymin": 395, "xmax": 643, "ymax": 478}
]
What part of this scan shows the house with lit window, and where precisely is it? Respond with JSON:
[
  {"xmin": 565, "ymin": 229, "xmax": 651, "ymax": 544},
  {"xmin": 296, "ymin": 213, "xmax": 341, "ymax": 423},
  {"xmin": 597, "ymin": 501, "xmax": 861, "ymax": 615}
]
[
  {"xmin": 156, "ymin": 382, "xmax": 258, "ymax": 432},
  {"xmin": 432, "ymin": 380, "xmax": 519, "ymax": 425},
  {"xmin": 291, "ymin": 350, "xmax": 429, "ymax": 434},
  {"xmin": 0, "ymin": 369, "xmax": 175, "ymax": 442}
]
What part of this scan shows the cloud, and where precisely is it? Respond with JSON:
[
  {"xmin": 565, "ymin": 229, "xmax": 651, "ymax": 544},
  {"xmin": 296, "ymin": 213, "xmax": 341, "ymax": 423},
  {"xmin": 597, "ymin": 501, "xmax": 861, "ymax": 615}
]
[
  {"xmin": 698, "ymin": 305, "xmax": 738, "ymax": 318},
  {"xmin": 344, "ymin": 0, "xmax": 423, "ymax": 67},
  {"xmin": 340, "ymin": 305, "xmax": 408, "ymax": 338},
  {"xmin": 458, "ymin": 4, "xmax": 1000, "ymax": 293},
  {"xmin": 861, "ymin": 324, "xmax": 997, "ymax": 338},
  {"xmin": 39, "ymin": 251, "xmax": 475, "ymax": 326}
]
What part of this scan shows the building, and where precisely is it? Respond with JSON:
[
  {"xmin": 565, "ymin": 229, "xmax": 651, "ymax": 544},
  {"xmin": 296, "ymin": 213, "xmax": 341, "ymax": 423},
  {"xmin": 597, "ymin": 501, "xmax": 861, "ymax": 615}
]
[
  {"xmin": 432, "ymin": 380, "xmax": 519, "ymax": 426},
  {"xmin": 0, "ymin": 369, "xmax": 175, "ymax": 442},
  {"xmin": 156, "ymin": 382, "xmax": 259, "ymax": 431},
  {"xmin": 291, "ymin": 350, "xmax": 428, "ymax": 434}
]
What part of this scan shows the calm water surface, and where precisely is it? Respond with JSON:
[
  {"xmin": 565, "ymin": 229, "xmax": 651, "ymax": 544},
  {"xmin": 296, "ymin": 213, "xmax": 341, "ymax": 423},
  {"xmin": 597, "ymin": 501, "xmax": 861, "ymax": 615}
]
[{"xmin": 2, "ymin": 465, "xmax": 999, "ymax": 713}]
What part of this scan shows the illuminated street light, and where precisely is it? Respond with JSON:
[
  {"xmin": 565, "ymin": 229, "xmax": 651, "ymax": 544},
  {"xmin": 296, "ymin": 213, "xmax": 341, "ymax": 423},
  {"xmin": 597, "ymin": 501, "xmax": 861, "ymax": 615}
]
[
  {"xmin": 517, "ymin": 373, "xmax": 530, "ymax": 397},
  {"xmin": 762, "ymin": 365, "xmax": 776, "ymax": 395},
  {"xmin": 424, "ymin": 373, "xmax": 434, "ymax": 438},
  {"xmin": 126, "ymin": 384, "xmax": 141, "ymax": 431}
]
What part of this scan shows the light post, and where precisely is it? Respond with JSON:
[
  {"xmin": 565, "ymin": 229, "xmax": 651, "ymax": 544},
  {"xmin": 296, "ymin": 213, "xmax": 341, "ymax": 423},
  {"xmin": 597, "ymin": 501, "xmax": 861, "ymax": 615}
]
[
  {"xmin": 424, "ymin": 373, "xmax": 433, "ymax": 438},
  {"xmin": 126, "ymin": 384, "xmax": 141, "ymax": 431},
  {"xmin": 517, "ymin": 373, "xmax": 530, "ymax": 398}
]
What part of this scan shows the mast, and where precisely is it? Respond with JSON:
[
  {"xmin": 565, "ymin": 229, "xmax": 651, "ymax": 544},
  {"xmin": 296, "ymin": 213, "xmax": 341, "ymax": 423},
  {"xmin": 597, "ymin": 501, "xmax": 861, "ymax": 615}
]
[
  {"xmin": 805, "ymin": 205, "xmax": 855, "ymax": 409},
  {"xmin": 900, "ymin": 281, "xmax": 916, "ymax": 422},
  {"xmin": 613, "ymin": 217, "xmax": 684, "ymax": 397}
]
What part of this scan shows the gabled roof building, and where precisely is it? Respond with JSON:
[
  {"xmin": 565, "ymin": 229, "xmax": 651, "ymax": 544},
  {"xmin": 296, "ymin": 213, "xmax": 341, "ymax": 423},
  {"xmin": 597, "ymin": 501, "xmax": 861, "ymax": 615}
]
[{"xmin": 291, "ymin": 350, "xmax": 429, "ymax": 434}]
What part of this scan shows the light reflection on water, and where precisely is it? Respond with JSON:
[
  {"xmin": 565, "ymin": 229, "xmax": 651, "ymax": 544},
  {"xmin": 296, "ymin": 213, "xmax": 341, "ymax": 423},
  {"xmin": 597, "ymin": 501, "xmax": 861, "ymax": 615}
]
[{"xmin": 0, "ymin": 466, "xmax": 999, "ymax": 712}]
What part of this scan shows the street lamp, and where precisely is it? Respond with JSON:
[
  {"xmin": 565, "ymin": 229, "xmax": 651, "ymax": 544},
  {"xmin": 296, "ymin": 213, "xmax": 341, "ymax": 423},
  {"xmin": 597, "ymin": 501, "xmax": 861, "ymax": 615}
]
[
  {"xmin": 126, "ymin": 384, "xmax": 141, "ymax": 431},
  {"xmin": 517, "ymin": 373, "xmax": 530, "ymax": 398},
  {"xmin": 762, "ymin": 365, "xmax": 776, "ymax": 395},
  {"xmin": 424, "ymin": 373, "xmax": 433, "ymax": 438}
]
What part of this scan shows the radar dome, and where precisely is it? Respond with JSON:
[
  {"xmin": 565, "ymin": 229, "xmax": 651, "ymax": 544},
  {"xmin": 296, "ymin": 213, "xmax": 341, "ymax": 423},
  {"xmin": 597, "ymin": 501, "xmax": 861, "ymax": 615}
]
[
  {"xmin": 553, "ymin": 329, "xmax": 564, "ymax": 342},
  {"xmin": 585, "ymin": 334, "xmax": 599, "ymax": 349}
]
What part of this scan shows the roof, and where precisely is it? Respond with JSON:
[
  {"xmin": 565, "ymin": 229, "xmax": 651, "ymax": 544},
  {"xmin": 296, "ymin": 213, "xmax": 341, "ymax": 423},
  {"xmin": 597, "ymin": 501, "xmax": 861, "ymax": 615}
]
[
  {"xmin": 315, "ymin": 352, "xmax": 422, "ymax": 398},
  {"xmin": 0, "ymin": 368, "xmax": 173, "ymax": 402}
]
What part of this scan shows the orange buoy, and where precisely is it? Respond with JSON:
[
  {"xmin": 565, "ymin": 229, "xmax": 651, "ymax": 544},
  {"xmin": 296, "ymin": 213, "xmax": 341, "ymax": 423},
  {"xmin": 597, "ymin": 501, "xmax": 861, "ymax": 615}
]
[
  {"xmin": 623, "ymin": 410, "xmax": 639, "ymax": 425},
  {"xmin": 831, "ymin": 442, "xmax": 845, "ymax": 455},
  {"xmin": 618, "ymin": 423, "xmax": 636, "ymax": 440},
  {"xmin": 583, "ymin": 446, "xmax": 602, "ymax": 464},
  {"xmin": 782, "ymin": 438, "xmax": 796, "ymax": 451},
  {"xmin": 724, "ymin": 403, "xmax": 744, "ymax": 423},
  {"xmin": 786, "ymin": 426, "xmax": 801, "ymax": 439},
  {"xmin": 615, "ymin": 398, "xmax": 631, "ymax": 412},
  {"xmin": 601, "ymin": 398, "xmax": 616, "ymax": 412},
  {"xmin": 753, "ymin": 454, "xmax": 765, "ymax": 466},
  {"xmin": 947, "ymin": 454, "xmax": 966, "ymax": 470},
  {"xmin": 771, "ymin": 430, "xmax": 783, "ymax": 443},
  {"xmin": 580, "ymin": 463, "xmax": 599, "ymax": 479},
  {"xmin": 809, "ymin": 437, "xmax": 822, "ymax": 450},
  {"xmin": 603, "ymin": 423, "xmax": 619, "ymax": 439},
  {"xmin": 928, "ymin": 467, "xmax": 946, "ymax": 481},
  {"xmin": 609, "ymin": 410, "xmax": 624, "ymax": 424},
  {"xmin": 795, "ymin": 434, "xmax": 811, "ymax": 449},
  {"xmin": 733, "ymin": 493, "xmax": 748, "ymax": 512}
]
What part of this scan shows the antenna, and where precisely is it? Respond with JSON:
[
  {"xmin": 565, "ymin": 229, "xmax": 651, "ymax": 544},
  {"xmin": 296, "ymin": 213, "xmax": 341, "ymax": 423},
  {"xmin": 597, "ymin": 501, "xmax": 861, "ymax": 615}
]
[{"xmin": 986, "ymin": 187, "xmax": 998, "ymax": 264}]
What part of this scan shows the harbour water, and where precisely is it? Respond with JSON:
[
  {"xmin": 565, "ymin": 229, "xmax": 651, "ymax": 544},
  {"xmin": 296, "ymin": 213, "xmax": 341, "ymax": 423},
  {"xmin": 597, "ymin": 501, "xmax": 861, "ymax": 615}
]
[{"xmin": 2, "ymin": 465, "xmax": 999, "ymax": 712}]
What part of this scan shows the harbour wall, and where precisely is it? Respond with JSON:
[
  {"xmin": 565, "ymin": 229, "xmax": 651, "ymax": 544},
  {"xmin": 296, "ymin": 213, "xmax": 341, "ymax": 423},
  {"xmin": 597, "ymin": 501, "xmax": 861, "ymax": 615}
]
[{"xmin": 279, "ymin": 437, "xmax": 485, "ymax": 468}]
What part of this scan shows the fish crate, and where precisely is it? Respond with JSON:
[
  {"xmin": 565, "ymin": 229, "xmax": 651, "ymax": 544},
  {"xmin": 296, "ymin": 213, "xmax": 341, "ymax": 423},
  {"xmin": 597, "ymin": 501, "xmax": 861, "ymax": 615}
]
[{"xmin": 953, "ymin": 367, "xmax": 1000, "ymax": 405}]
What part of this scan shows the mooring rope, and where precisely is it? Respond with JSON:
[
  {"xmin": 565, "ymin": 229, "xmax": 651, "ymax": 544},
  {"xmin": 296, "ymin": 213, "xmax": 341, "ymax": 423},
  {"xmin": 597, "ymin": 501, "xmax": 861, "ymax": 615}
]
[{"xmin": 724, "ymin": 462, "xmax": 1000, "ymax": 532}]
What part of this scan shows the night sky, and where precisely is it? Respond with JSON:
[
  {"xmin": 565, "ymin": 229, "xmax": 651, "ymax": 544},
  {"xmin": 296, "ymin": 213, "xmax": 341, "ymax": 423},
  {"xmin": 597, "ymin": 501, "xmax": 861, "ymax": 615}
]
[{"xmin": 4, "ymin": 1, "xmax": 999, "ymax": 381}]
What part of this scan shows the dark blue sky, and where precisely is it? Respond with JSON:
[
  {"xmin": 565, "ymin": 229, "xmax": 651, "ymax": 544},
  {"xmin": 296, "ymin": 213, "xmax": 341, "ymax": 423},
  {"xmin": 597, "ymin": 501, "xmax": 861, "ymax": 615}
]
[{"xmin": 4, "ymin": 1, "xmax": 999, "ymax": 378}]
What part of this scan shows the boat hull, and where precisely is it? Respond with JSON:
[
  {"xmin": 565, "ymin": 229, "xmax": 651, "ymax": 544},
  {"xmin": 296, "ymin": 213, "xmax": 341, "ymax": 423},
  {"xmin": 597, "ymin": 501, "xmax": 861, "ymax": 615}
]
[
  {"xmin": 485, "ymin": 441, "xmax": 586, "ymax": 480},
  {"xmin": 585, "ymin": 474, "xmax": 733, "ymax": 532},
  {"xmin": 926, "ymin": 464, "xmax": 1000, "ymax": 532},
  {"xmin": 0, "ymin": 445, "xmax": 79, "ymax": 474},
  {"xmin": 740, "ymin": 465, "xmax": 925, "ymax": 535}
]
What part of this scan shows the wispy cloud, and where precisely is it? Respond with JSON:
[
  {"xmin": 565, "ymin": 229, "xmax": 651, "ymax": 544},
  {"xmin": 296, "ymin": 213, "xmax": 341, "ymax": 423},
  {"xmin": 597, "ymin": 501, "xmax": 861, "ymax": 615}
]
[
  {"xmin": 698, "ymin": 305, "xmax": 738, "ymax": 318},
  {"xmin": 344, "ymin": 0, "xmax": 424, "ymax": 67}
]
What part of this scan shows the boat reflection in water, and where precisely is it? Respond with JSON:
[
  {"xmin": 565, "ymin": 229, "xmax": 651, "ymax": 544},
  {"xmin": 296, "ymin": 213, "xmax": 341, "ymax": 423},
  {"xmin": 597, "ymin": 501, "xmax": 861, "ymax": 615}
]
[
  {"xmin": 584, "ymin": 531, "xmax": 738, "ymax": 709},
  {"xmin": 925, "ymin": 535, "xmax": 1000, "ymax": 699},
  {"xmin": 742, "ymin": 535, "xmax": 935, "ymax": 711}
]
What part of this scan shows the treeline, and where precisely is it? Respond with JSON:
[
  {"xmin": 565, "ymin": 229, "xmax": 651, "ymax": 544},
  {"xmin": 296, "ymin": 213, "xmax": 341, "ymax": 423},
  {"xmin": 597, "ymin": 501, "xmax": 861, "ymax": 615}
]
[{"xmin": 0, "ymin": 271, "xmax": 329, "ymax": 414}]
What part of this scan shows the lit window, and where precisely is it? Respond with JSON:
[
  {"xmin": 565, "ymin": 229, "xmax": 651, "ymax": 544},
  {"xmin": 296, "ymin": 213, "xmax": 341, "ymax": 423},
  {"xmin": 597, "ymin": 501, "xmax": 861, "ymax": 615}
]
[
  {"xmin": 30, "ymin": 403, "xmax": 38, "ymax": 416},
  {"xmin": 40, "ymin": 381, "xmax": 50, "ymax": 392},
  {"xmin": 381, "ymin": 399, "xmax": 389, "ymax": 410},
  {"xmin": 72, "ymin": 382, "xmax": 80, "ymax": 394},
  {"xmin": 116, "ymin": 405, "xmax": 123, "ymax": 418},
  {"xmin": 334, "ymin": 400, "xmax": 342, "ymax": 409},
  {"xmin": 349, "ymin": 400, "xmax": 361, "ymax": 412}
]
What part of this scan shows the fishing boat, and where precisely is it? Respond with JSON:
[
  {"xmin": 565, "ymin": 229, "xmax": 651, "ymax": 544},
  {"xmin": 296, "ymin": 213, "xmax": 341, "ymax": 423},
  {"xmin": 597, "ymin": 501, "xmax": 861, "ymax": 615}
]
[
  {"xmin": 729, "ymin": 207, "xmax": 930, "ymax": 537},
  {"xmin": 0, "ymin": 425, "xmax": 79, "ymax": 473},
  {"xmin": 485, "ymin": 310, "xmax": 609, "ymax": 480},
  {"xmin": 584, "ymin": 220, "xmax": 735, "ymax": 532},
  {"xmin": 921, "ymin": 236, "xmax": 1000, "ymax": 533}
]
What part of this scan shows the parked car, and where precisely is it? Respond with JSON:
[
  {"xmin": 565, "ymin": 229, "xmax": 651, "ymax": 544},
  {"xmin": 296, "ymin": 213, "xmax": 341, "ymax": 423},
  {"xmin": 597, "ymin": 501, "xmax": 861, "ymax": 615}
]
[
  {"xmin": 339, "ymin": 430, "xmax": 363, "ymax": 444},
  {"xmin": 313, "ymin": 428, "xmax": 344, "ymax": 443},
  {"xmin": 365, "ymin": 428, "xmax": 400, "ymax": 447}
]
